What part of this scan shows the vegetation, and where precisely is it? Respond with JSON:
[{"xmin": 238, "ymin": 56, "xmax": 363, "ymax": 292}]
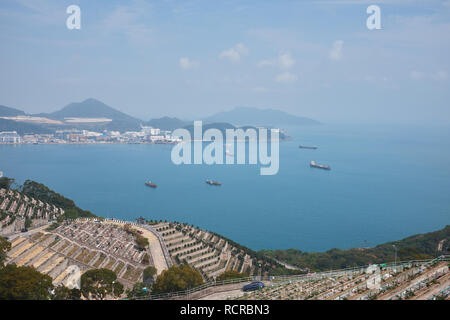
[
  {"xmin": 0, "ymin": 264, "xmax": 53, "ymax": 300},
  {"xmin": 216, "ymin": 270, "xmax": 249, "ymax": 281},
  {"xmin": 80, "ymin": 268, "xmax": 124, "ymax": 300},
  {"xmin": 0, "ymin": 237, "xmax": 11, "ymax": 268},
  {"xmin": 123, "ymin": 224, "xmax": 149, "ymax": 250},
  {"xmin": 261, "ymin": 225, "xmax": 450, "ymax": 272},
  {"xmin": 46, "ymin": 222, "xmax": 60, "ymax": 231},
  {"xmin": 143, "ymin": 266, "xmax": 157, "ymax": 282},
  {"xmin": 126, "ymin": 282, "xmax": 151, "ymax": 299},
  {"xmin": 0, "ymin": 118, "xmax": 52, "ymax": 135},
  {"xmin": 20, "ymin": 180, "xmax": 97, "ymax": 220},
  {"xmin": 0, "ymin": 177, "xmax": 15, "ymax": 189},
  {"xmin": 152, "ymin": 264, "xmax": 203, "ymax": 294},
  {"xmin": 52, "ymin": 286, "xmax": 82, "ymax": 300},
  {"xmin": 135, "ymin": 235, "xmax": 149, "ymax": 250}
]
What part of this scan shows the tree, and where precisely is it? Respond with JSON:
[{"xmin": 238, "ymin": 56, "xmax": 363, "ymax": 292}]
[
  {"xmin": 80, "ymin": 269, "xmax": 123, "ymax": 300},
  {"xmin": 153, "ymin": 264, "xmax": 203, "ymax": 294},
  {"xmin": 0, "ymin": 264, "xmax": 53, "ymax": 300},
  {"xmin": 127, "ymin": 282, "xmax": 150, "ymax": 299},
  {"xmin": 143, "ymin": 266, "xmax": 157, "ymax": 282},
  {"xmin": 52, "ymin": 286, "xmax": 81, "ymax": 300},
  {"xmin": 20, "ymin": 180, "xmax": 96, "ymax": 219},
  {"xmin": 216, "ymin": 270, "xmax": 249, "ymax": 281},
  {"xmin": 0, "ymin": 237, "xmax": 11, "ymax": 268},
  {"xmin": 135, "ymin": 235, "xmax": 149, "ymax": 251},
  {"xmin": 0, "ymin": 177, "xmax": 14, "ymax": 189},
  {"xmin": 142, "ymin": 253, "xmax": 150, "ymax": 265}
]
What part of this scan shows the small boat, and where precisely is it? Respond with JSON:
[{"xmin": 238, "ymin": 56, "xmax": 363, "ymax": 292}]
[
  {"xmin": 145, "ymin": 181, "xmax": 157, "ymax": 188},
  {"xmin": 206, "ymin": 179, "xmax": 222, "ymax": 186},
  {"xmin": 310, "ymin": 161, "xmax": 331, "ymax": 170}
]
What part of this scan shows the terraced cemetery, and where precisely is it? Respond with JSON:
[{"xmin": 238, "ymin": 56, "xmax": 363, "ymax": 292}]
[
  {"xmin": 4, "ymin": 220, "xmax": 155, "ymax": 288},
  {"xmin": 235, "ymin": 259, "xmax": 450, "ymax": 300},
  {"xmin": 153, "ymin": 222, "xmax": 277, "ymax": 281},
  {"xmin": 0, "ymin": 188, "xmax": 64, "ymax": 234}
]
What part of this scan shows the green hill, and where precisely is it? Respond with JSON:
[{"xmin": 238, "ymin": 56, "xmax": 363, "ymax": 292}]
[
  {"xmin": 142, "ymin": 117, "xmax": 188, "ymax": 131},
  {"xmin": 38, "ymin": 98, "xmax": 139, "ymax": 122},
  {"xmin": 261, "ymin": 226, "xmax": 450, "ymax": 271},
  {"xmin": 0, "ymin": 105, "xmax": 25, "ymax": 117},
  {"xmin": 204, "ymin": 106, "xmax": 319, "ymax": 127},
  {"xmin": 182, "ymin": 122, "xmax": 288, "ymax": 140},
  {"xmin": 0, "ymin": 119, "xmax": 52, "ymax": 135}
]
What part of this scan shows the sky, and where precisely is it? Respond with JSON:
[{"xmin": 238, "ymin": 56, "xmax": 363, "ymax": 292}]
[{"xmin": 0, "ymin": 0, "xmax": 449, "ymax": 124}]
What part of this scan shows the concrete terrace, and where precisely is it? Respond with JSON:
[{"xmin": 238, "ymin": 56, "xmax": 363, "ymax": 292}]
[{"xmin": 5, "ymin": 219, "xmax": 159, "ymax": 289}]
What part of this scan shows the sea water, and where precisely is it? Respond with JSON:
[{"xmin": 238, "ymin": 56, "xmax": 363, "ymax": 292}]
[{"xmin": 1, "ymin": 124, "xmax": 449, "ymax": 252}]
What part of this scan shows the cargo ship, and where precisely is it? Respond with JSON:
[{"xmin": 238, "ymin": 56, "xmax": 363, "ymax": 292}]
[
  {"xmin": 299, "ymin": 145, "xmax": 318, "ymax": 150},
  {"xmin": 145, "ymin": 181, "xmax": 157, "ymax": 188},
  {"xmin": 206, "ymin": 180, "xmax": 222, "ymax": 186},
  {"xmin": 310, "ymin": 161, "xmax": 331, "ymax": 170}
]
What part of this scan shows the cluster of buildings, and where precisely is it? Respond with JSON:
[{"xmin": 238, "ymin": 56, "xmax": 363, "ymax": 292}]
[
  {"xmin": 0, "ymin": 131, "xmax": 21, "ymax": 144},
  {"xmin": 0, "ymin": 126, "xmax": 182, "ymax": 145}
]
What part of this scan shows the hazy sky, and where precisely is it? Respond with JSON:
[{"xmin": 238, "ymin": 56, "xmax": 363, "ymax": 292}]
[{"xmin": 0, "ymin": 0, "xmax": 449, "ymax": 124}]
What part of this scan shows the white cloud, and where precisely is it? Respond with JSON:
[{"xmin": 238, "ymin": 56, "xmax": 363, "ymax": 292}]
[
  {"xmin": 100, "ymin": 1, "xmax": 153, "ymax": 46},
  {"xmin": 410, "ymin": 70, "xmax": 424, "ymax": 80},
  {"xmin": 258, "ymin": 52, "xmax": 295, "ymax": 69},
  {"xmin": 410, "ymin": 70, "xmax": 448, "ymax": 81},
  {"xmin": 179, "ymin": 57, "xmax": 198, "ymax": 69},
  {"xmin": 279, "ymin": 53, "xmax": 296, "ymax": 69},
  {"xmin": 251, "ymin": 87, "xmax": 268, "ymax": 93},
  {"xmin": 434, "ymin": 70, "xmax": 448, "ymax": 80},
  {"xmin": 329, "ymin": 40, "xmax": 344, "ymax": 61},
  {"xmin": 275, "ymin": 72, "xmax": 297, "ymax": 83},
  {"xmin": 219, "ymin": 43, "xmax": 249, "ymax": 63}
]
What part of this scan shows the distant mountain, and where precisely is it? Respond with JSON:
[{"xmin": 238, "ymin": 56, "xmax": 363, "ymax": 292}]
[
  {"xmin": 183, "ymin": 122, "xmax": 236, "ymax": 135},
  {"xmin": 37, "ymin": 98, "xmax": 140, "ymax": 122},
  {"xmin": 0, "ymin": 118, "xmax": 52, "ymax": 135},
  {"xmin": 143, "ymin": 117, "xmax": 189, "ymax": 131},
  {"xmin": 0, "ymin": 105, "xmax": 26, "ymax": 117},
  {"xmin": 204, "ymin": 107, "xmax": 319, "ymax": 127},
  {"xmin": 182, "ymin": 122, "xmax": 287, "ymax": 140},
  {"xmin": 32, "ymin": 98, "xmax": 143, "ymax": 132}
]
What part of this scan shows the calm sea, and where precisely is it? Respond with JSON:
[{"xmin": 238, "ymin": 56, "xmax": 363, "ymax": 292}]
[{"xmin": 1, "ymin": 124, "xmax": 449, "ymax": 252}]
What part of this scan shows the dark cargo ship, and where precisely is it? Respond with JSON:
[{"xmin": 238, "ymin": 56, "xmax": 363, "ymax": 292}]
[
  {"xmin": 145, "ymin": 181, "xmax": 157, "ymax": 188},
  {"xmin": 310, "ymin": 161, "xmax": 331, "ymax": 170},
  {"xmin": 299, "ymin": 145, "xmax": 318, "ymax": 150}
]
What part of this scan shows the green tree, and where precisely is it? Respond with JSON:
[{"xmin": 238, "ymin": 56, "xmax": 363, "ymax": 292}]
[
  {"xmin": 0, "ymin": 237, "xmax": 11, "ymax": 268},
  {"xmin": 135, "ymin": 235, "xmax": 149, "ymax": 251},
  {"xmin": 52, "ymin": 286, "xmax": 81, "ymax": 300},
  {"xmin": 0, "ymin": 177, "xmax": 14, "ymax": 189},
  {"xmin": 80, "ymin": 269, "xmax": 123, "ymax": 300},
  {"xmin": 127, "ymin": 282, "xmax": 150, "ymax": 299},
  {"xmin": 20, "ymin": 180, "xmax": 96, "ymax": 219},
  {"xmin": 0, "ymin": 264, "xmax": 53, "ymax": 300},
  {"xmin": 216, "ymin": 270, "xmax": 249, "ymax": 281},
  {"xmin": 153, "ymin": 264, "xmax": 203, "ymax": 294},
  {"xmin": 143, "ymin": 266, "xmax": 157, "ymax": 282}
]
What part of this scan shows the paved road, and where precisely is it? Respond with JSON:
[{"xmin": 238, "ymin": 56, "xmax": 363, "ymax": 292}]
[
  {"xmin": 197, "ymin": 281, "xmax": 275, "ymax": 300},
  {"xmin": 105, "ymin": 221, "xmax": 168, "ymax": 275}
]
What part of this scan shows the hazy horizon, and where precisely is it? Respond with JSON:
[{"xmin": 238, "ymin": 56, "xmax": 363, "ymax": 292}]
[{"xmin": 1, "ymin": 0, "xmax": 450, "ymax": 125}]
